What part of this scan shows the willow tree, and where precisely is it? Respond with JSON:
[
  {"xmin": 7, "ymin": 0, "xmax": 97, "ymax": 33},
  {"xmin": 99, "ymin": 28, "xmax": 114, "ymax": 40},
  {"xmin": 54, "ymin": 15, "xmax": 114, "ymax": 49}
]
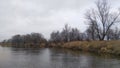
[{"xmin": 85, "ymin": 0, "xmax": 120, "ymax": 40}]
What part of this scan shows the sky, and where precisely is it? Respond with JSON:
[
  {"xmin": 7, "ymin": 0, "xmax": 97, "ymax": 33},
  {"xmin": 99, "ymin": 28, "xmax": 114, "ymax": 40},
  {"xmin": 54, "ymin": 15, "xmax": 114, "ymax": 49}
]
[{"xmin": 0, "ymin": 0, "xmax": 120, "ymax": 41}]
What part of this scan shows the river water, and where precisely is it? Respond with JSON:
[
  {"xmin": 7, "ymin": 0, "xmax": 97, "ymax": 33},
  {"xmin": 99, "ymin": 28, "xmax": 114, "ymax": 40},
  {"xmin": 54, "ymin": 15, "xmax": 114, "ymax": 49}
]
[{"xmin": 0, "ymin": 46, "xmax": 120, "ymax": 68}]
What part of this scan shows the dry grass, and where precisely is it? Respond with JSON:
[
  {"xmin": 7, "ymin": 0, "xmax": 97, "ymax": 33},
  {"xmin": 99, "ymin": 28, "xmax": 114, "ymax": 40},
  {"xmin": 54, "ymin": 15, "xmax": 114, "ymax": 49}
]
[{"xmin": 50, "ymin": 40, "xmax": 120, "ymax": 55}]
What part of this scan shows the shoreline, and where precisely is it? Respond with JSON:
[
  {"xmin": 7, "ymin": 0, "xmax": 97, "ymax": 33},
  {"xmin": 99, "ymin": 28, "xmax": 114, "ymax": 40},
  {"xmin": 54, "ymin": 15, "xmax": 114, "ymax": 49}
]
[
  {"xmin": 1, "ymin": 40, "xmax": 120, "ymax": 56},
  {"xmin": 49, "ymin": 41, "xmax": 120, "ymax": 56}
]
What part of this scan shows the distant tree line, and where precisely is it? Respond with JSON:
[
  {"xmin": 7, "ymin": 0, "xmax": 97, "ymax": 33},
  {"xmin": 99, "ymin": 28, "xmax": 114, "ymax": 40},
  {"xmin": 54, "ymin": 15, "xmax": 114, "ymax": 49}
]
[
  {"xmin": 49, "ymin": 24, "xmax": 120, "ymax": 43},
  {"xmin": 2, "ymin": 33, "xmax": 47, "ymax": 47},
  {"xmin": 2, "ymin": 24, "xmax": 120, "ymax": 47},
  {"xmin": 49, "ymin": 24, "xmax": 86, "ymax": 43}
]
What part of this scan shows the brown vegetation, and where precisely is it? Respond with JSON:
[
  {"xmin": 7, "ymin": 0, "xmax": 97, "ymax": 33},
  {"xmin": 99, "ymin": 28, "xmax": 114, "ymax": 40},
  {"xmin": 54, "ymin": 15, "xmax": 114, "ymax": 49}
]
[{"xmin": 49, "ymin": 41, "xmax": 120, "ymax": 56}]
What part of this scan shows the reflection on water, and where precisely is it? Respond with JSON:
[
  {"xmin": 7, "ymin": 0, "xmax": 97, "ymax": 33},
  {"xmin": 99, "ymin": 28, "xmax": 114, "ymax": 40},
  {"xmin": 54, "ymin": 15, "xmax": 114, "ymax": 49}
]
[{"xmin": 0, "ymin": 46, "xmax": 120, "ymax": 68}]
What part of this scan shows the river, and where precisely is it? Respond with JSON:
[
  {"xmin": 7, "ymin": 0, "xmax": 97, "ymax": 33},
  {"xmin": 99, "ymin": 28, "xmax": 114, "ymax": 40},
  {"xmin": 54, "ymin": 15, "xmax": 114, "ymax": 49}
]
[{"xmin": 0, "ymin": 46, "xmax": 120, "ymax": 68}]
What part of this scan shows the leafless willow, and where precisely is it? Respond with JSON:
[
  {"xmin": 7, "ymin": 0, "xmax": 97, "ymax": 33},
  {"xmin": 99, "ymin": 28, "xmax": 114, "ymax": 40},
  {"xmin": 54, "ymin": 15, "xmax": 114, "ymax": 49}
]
[{"xmin": 85, "ymin": 0, "xmax": 120, "ymax": 40}]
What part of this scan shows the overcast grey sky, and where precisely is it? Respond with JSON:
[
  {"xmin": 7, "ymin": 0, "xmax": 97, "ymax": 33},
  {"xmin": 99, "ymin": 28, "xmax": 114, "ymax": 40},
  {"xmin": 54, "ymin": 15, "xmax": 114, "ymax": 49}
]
[{"xmin": 0, "ymin": 0, "xmax": 120, "ymax": 41}]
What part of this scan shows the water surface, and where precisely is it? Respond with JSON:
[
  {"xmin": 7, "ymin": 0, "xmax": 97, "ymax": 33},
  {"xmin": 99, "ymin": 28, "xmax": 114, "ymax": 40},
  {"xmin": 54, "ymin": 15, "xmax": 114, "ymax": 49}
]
[{"xmin": 0, "ymin": 46, "xmax": 120, "ymax": 68}]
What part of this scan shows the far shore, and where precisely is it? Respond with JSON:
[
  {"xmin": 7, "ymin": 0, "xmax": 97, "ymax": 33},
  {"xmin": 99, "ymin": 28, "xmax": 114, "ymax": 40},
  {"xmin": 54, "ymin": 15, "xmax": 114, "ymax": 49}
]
[{"xmin": 1, "ymin": 40, "xmax": 120, "ymax": 56}]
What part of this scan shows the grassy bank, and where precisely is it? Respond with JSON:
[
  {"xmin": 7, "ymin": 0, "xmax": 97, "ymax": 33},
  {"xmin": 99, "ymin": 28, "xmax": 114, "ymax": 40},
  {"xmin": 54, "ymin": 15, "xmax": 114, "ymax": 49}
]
[
  {"xmin": 49, "ymin": 41, "xmax": 120, "ymax": 56},
  {"xmin": 1, "ymin": 40, "xmax": 120, "ymax": 56}
]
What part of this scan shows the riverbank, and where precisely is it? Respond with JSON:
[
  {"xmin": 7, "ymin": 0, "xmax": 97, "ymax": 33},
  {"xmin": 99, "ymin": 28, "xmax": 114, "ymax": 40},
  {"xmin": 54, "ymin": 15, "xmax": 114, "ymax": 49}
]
[
  {"xmin": 0, "ymin": 43, "xmax": 46, "ymax": 48},
  {"xmin": 49, "ymin": 41, "xmax": 120, "ymax": 56},
  {"xmin": 1, "ymin": 40, "xmax": 120, "ymax": 56}
]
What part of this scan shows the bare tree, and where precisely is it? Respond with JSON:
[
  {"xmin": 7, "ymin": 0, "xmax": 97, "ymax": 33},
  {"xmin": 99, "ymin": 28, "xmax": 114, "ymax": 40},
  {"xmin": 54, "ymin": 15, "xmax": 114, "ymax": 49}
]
[
  {"xmin": 30, "ymin": 33, "xmax": 46, "ymax": 44},
  {"xmin": 85, "ymin": 0, "xmax": 120, "ymax": 40},
  {"xmin": 50, "ymin": 31, "xmax": 61, "ymax": 43},
  {"xmin": 61, "ymin": 24, "xmax": 71, "ymax": 42},
  {"xmin": 50, "ymin": 24, "xmax": 85, "ymax": 42},
  {"xmin": 69, "ymin": 28, "xmax": 81, "ymax": 41},
  {"xmin": 107, "ymin": 27, "xmax": 120, "ymax": 40},
  {"xmin": 86, "ymin": 25, "xmax": 99, "ymax": 40}
]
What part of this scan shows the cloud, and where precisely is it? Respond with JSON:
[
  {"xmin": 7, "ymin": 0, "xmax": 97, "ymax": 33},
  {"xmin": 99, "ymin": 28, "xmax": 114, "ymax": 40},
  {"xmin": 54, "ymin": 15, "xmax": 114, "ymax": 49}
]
[{"xmin": 0, "ymin": 0, "xmax": 119, "ymax": 41}]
